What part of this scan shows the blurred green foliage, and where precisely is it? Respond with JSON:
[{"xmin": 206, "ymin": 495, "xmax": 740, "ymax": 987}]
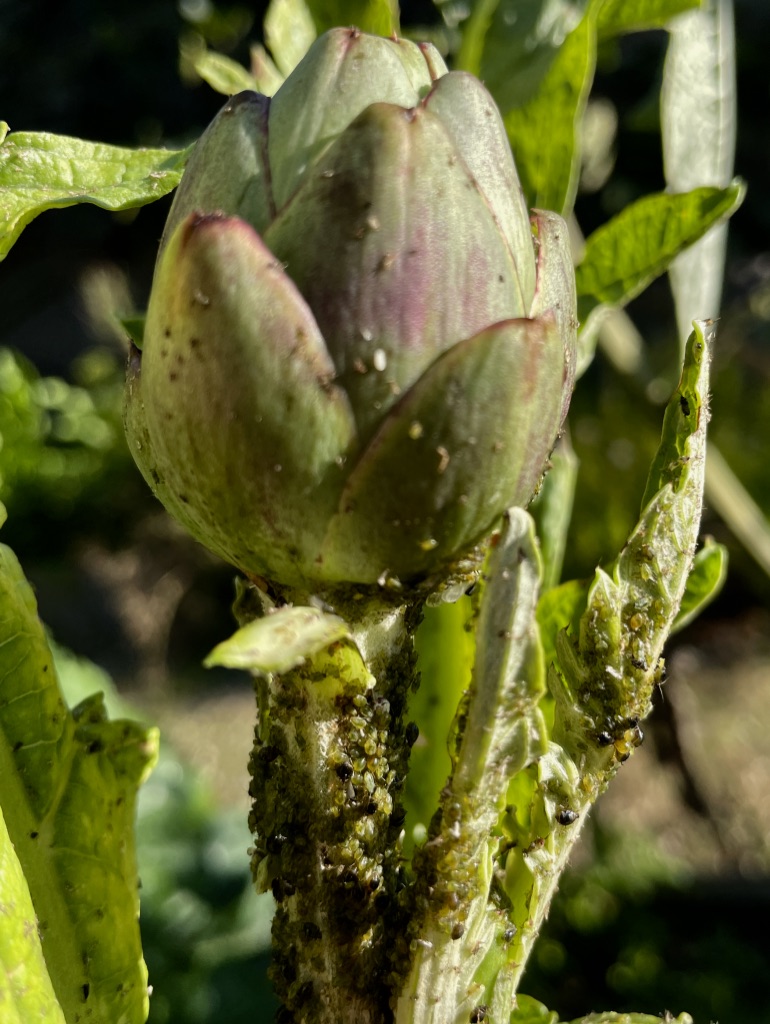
[
  {"xmin": 0, "ymin": 346, "xmax": 125, "ymax": 514},
  {"xmin": 54, "ymin": 643, "xmax": 276, "ymax": 1024},
  {"xmin": 522, "ymin": 822, "xmax": 770, "ymax": 1023}
]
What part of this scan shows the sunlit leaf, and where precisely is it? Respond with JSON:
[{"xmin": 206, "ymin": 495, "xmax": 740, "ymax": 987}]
[
  {"xmin": 598, "ymin": 0, "xmax": 703, "ymax": 37},
  {"xmin": 205, "ymin": 605, "xmax": 351, "ymax": 674},
  {"xmin": 662, "ymin": 0, "xmax": 736, "ymax": 347},
  {"xmin": 504, "ymin": 5, "xmax": 597, "ymax": 216},
  {"xmin": 537, "ymin": 577, "xmax": 588, "ymax": 674},
  {"xmin": 510, "ymin": 993, "xmax": 559, "ymax": 1023},
  {"xmin": 303, "ymin": 0, "xmax": 399, "ymax": 35},
  {"xmin": 671, "ymin": 538, "xmax": 728, "ymax": 633},
  {"xmin": 459, "ymin": 0, "xmax": 589, "ymax": 112},
  {"xmin": 190, "ymin": 48, "xmax": 259, "ymax": 95},
  {"xmin": 0, "ymin": 806, "xmax": 66, "ymax": 1024},
  {"xmin": 250, "ymin": 43, "xmax": 286, "ymax": 95},
  {"xmin": 0, "ymin": 129, "xmax": 190, "ymax": 261},
  {"xmin": 555, "ymin": 322, "xmax": 714, "ymax": 747},
  {"xmin": 0, "ymin": 532, "xmax": 158, "ymax": 1024},
  {"xmin": 565, "ymin": 1014, "xmax": 695, "ymax": 1024},
  {"xmin": 406, "ymin": 597, "xmax": 474, "ymax": 852},
  {"xmin": 575, "ymin": 183, "xmax": 744, "ymax": 373},
  {"xmin": 264, "ymin": 0, "xmax": 317, "ymax": 77}
]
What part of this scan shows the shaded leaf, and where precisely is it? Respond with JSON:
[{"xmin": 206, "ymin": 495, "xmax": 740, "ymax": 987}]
[
  {"xmin": 0, "ymin": 129, "xmax": 190, "ymax": 261},
  {"xmin": 0, "ymin": 533, "xmax": 157, "ymax": 1024},
  {"xmin": 453, "ymin": 510, "xmax": 545, "ymax": 793},
  {"xmin": 529, "ymin": 432, "xmax": 579, "ymax": 589},
  {"xmin": 120, "ymin": 313, "xmax": 146, "ymax": 349}
]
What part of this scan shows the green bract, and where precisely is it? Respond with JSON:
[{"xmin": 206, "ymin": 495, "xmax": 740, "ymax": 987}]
[{"xmin": 125, "ymin": 27, "xmax": 578, "ymax": 589}]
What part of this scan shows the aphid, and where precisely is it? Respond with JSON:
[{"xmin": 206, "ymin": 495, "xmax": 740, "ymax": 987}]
[
  {"xmin": 470, "ymin": 1005, "xmax": 488, "ymax": 1022},
  {"xmin": 266, "ymin": 833, "xmax": 287, "ymax": 854},
  {"xmin": 557, "ymin": 808, "xmax": 579, "ymax": 826},
  {"xmin": 614, "ymin": 718, "xmax": 644, "ymax": 761},
  {"xmin": 390, "ymin": 805, "xmax": 407, "ymax": 828}
]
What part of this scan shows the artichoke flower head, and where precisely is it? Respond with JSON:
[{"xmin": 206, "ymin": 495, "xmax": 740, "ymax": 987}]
[{"xmin": 125, "ymin": 27, "xmax": 577, "ymax": 590}]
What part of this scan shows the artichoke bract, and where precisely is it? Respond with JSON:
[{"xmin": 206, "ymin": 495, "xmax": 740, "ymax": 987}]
[{"xmin": 125, "ymin": 27, "xmax": 577, "ymax": 589}]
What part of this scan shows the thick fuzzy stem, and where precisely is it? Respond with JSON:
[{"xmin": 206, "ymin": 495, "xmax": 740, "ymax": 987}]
[{"xmin": 247, "ymin": 595, "xmax": 420, "ymax": 1024}]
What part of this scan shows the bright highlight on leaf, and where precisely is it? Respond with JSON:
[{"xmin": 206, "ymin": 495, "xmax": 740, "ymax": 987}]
[
  {"xmin": 0, "ymin": 807, "xmax": 67, "ymax": 1024},
  {"xmin": 505, "ymin": 6, "xmax": 597, "ymax": 217},
  {"xmin": 187, "ymin": 48, "xmax": 260, "ymax": 95},
  {"xmin": 597, "ymin": 0, "xmax": 703, "ymax": 37},
  {"xmin": 205, "ymin": 605, "xmax": 351, "ymax": 674},
  {"xmin": 0, "ymin": 529, "xmax": 158, "ymax": 1024},
  {"xmin": 575, "ymin": 182, "xmax": 745, "ymax": 373},
  {"xmin": 0, "ymin": 129, "xmax": 191, "ymax": 261}
]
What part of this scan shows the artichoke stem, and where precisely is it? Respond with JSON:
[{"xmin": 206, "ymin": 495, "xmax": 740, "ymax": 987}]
[{"xmin": 247, "ymin": 592, "xmax": 422, "ymax": 1024}]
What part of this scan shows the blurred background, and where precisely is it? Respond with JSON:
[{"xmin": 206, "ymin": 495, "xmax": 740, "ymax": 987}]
[{"xmin": 1, "ymin": 1, "xmax": 769, "ymax": 1021}]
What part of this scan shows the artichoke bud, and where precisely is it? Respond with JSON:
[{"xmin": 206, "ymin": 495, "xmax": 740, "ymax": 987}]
[{"xmin": 125, "ymin": 27, "xmax": 577, "ymax": 590}]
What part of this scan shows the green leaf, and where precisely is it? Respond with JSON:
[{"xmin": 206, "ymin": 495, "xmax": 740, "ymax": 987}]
[
  {"xmin": 0, "ymin": 806, "xmax": 66, "ymax": 1024},
  {"xmin": 662, "ymin": 0, "xmax": 736, "ymax": 349},
  {"xmin": 529, "ymin": 433, "xmax": 579, "ymax": 590},
  {"xmin": 567, "ymin": 1015, "xmax": 694, "ymax": 1024},
  {"xmin": 555, "ymin": 322, "xmax": 714, "ymax": 744},
  {"xmin": 597, "ymin": 0, "xmax": 703, "ymax": 37},
  {"xmin": 671, "ymin": 537, "xmax": 727, "ymax": 633},
  {"xmin": 250, "ymin": 43, "xmax": 287, "ymax": 95},
  {"xmin": 575, "ymin": 183, "xmax": 744, "ymax": 374},
  {"xmin": 459, "ymin": 0, "xmax": 589, "ymax": 112},
  {"xmin": 0, "ymin": 538, "xmax": 158, "ymax": 1023},
  {"xmin": 510, "ymin": 994, "xmax": 559, "ymax": 1023},
  {"xmin": 537, "ymin": 577, "xmax": 588, "ymax": 675},
  {"xmin": 264, "ymin": 0, "xmax": 317, "ymax": 77},
  {"xmin": 189, "ymin": 48, "xmax": 259, "ymax": 95},
  {"xmin": 395, "ymin": 512, "xmax": 547, "ymax": 1023},
  {"xmin": 406, "ymin": 597, "xmax": 474, "ymax": 851},
  {"xmin": 0, "ymin": 129, "xmax": 191, "ymax": 261},
  {"xmin": 204, "ymin": 605, "xmax": 351, "ymax": 674},
  {"xmin": 504, "ymin": 4, "xmax": 597, "ymax": 216},
  {"xmin": 120, "ymin": 313, "xmax": 146, "ymax": 349},
  {"xmin": 641, "ymin": 322, "xmax": 708, "ymax": 503},
  {"xmin": 302, "ymin": 0, "xmax": 399, "ymax": 35}
]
